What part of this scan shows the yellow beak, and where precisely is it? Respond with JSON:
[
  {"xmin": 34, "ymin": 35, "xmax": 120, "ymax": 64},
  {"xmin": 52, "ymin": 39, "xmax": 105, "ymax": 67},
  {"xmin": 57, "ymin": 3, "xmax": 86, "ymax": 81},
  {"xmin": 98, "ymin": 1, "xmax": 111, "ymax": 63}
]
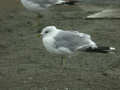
[{"xmin": 37, "ymin": 34, "xmax": 41, "ymax": 38}]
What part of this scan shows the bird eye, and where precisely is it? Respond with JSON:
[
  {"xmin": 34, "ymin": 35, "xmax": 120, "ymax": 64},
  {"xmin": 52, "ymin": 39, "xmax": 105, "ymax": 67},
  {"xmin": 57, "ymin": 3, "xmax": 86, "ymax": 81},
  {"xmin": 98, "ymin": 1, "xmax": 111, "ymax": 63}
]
[{"xmin": 45, "ymin": 31, "xmax": 49, "ymax": 33}]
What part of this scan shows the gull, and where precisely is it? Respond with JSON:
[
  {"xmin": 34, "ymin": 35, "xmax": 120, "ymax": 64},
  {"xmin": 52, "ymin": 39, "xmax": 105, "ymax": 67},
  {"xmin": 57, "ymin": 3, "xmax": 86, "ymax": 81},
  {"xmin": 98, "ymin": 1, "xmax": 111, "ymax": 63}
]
[
  {"xmin": 20, "ymin": 0, "xmax": 65, "ymax": 18},
  {"xmin": 20, "ymin": 0, "xmax": 79, "ymax": 26},
  {"xmin": 20, "ymin": 0, "xmax": 79, "ymax": 16},
  {"xmin": 39, "ymin": 26, "xmax": 115, "ymax": 65},
  {"xmin": 20, "ymin": 0, "xmax": 65, "ymax": 11},
  {"xmin": 20, "ymin": 0, "xmax": 67, "ymax": 25}
]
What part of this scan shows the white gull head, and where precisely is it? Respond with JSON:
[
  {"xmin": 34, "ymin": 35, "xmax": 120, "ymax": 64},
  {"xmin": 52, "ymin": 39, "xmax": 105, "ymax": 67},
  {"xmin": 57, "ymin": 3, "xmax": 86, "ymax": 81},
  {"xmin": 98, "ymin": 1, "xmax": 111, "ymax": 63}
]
[{"xmin": 41, "ymin": 26, "xmax": 60, "ymax": 37}]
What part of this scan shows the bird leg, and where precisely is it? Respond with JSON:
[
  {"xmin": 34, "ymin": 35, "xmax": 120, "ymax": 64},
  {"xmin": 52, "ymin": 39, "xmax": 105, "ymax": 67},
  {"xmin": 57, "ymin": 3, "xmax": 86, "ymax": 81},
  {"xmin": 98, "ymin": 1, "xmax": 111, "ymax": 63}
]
[
  {"xmin": 32, "ymin": 14, "xmax": 43, "ymax": 27},
  {"xmin": 60, "ymin": 56, "xmax": 66, "ymax": 67},
  {"xmin": 37, "ymin": 14, "xmax": 43, "ymax": 18}
]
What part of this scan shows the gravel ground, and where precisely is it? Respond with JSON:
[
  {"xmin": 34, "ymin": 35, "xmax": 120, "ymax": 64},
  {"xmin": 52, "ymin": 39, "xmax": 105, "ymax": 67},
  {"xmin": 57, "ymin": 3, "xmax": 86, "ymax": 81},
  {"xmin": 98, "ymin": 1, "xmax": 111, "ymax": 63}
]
[{"xmin": 0, "ymin": 0, "xmax": 120, "ymax": 90}]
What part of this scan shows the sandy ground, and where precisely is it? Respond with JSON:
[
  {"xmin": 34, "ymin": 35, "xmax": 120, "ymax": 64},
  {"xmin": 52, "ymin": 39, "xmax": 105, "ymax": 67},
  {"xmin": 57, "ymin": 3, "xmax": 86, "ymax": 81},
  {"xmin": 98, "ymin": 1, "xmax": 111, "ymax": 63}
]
[{"xmin": 0, "ymin": 0, "xmax": 120, "ymax": 90}]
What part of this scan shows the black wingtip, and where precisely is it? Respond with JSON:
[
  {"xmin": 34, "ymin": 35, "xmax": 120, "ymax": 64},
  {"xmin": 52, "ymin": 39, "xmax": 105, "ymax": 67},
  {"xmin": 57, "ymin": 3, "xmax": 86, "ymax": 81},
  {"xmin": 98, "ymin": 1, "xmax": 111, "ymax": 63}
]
[
  {"xmin": 85, "ymin": 46, "xmax": 116, "ymax": 53},
  {"xmin": 65, "ymin": 0, "xmax": 79, "ymax": 5}
]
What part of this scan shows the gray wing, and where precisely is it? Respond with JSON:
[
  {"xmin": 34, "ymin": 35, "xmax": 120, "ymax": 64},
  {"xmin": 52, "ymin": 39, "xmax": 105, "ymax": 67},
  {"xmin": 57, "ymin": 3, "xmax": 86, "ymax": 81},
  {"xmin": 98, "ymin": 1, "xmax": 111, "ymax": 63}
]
[
  {"xmin": 54, "ymin": 30, "xmax": 94, "ymax": 52},
  {"xmin": 28, "ymin": 0, "xmax": 58, "ymax": 8}
]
